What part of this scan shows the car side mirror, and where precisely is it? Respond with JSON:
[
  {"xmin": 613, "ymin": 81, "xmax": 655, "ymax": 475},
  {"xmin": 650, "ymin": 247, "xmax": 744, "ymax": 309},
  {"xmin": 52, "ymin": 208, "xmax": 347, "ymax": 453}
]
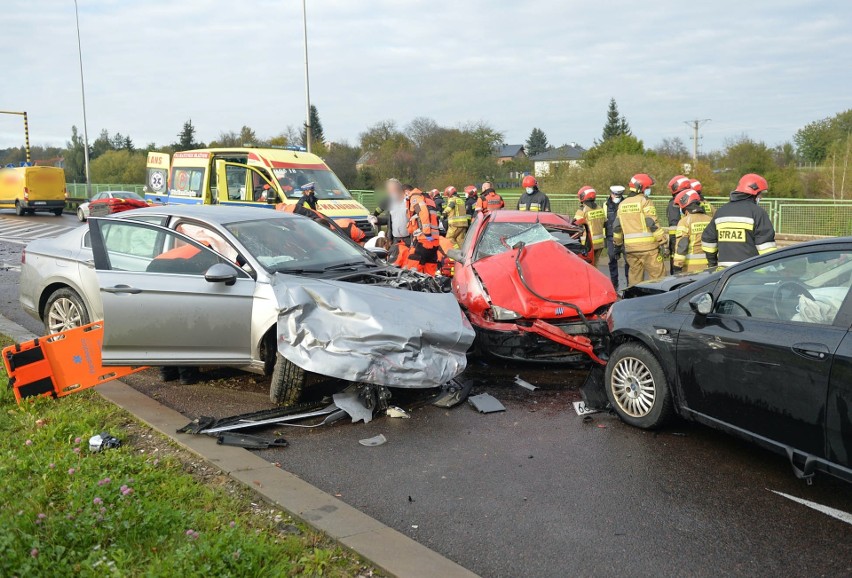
[
  {"xmin": 204, "ymin": 263, "xmax": 239, "ymax": 286},
  {"xmin": 447, "ymin": 249, "xmax": 465, "ymax": 263},
  {"xmin": 366, "ymin": 246, "xmax": 388, "ymax": 259},
  {"xmin": 689, "ymin": 292, "xmax": 714, "ymax": 316}
]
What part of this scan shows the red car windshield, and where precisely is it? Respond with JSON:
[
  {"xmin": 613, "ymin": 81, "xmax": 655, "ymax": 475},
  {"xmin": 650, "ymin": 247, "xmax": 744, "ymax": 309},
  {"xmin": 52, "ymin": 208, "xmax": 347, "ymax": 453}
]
[{"xmin": 475, "ymin": 222, "xmax": 582, "ymax": 260}]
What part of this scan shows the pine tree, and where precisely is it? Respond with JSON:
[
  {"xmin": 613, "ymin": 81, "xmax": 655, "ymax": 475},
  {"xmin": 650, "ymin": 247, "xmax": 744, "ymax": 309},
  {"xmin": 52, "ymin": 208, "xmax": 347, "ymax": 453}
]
[
  {"xmin": 123, "ymin": 135, "xmax": 134, "ymax": 152},
  {"xmin": 601, "ymin": 98, "xmax": 631, "ymax": 141},
  {"xmin": 301, "ymin": 105, "xmax": 325, "ymax": 147},
  {"xmin": 526, "ymin": 128, "xmax": 549, "ymax": 157},
  {"xmin": 176, "ymin": 119, "xmax": 199, "ymax": 151}
]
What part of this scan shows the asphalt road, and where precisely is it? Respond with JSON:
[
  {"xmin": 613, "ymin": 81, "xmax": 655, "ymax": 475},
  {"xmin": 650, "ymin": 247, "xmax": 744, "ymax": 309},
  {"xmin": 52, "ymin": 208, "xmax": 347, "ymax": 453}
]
[{"xmin": 1, "ymin": 211, "xmax": 850, "ymax": 578}]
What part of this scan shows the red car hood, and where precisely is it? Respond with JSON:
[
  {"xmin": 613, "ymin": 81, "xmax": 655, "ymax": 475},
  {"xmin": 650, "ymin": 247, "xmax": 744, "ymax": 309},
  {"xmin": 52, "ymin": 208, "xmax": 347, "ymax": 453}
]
[{"xmin": 472, "ymin": 240, "xmax": 617, "ymax": 319}]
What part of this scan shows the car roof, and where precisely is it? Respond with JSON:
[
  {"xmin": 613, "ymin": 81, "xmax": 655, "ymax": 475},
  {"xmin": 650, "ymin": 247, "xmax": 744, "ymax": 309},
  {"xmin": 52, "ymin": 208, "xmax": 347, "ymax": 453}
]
[
  {"xmin": 486, "ymin": 210, "xmax": 574, "ymax": 226},
  {"xmin": 117, "ymin": 204, "xmax": 300, "ymax": 225}
]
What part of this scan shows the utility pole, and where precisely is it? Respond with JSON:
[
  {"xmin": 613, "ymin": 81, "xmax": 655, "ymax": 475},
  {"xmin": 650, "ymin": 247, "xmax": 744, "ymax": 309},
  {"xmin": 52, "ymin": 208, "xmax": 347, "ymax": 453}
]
[
  {"xmin": 301, "ymin": 0, "xmax": 312, "ymax": 153},
  {"xmin": 684, "ymin": 119, "xmax": 711, "ymax": 162},
  {"xmin": 74, "ymin": 0, "xmax": 92, "ymax": 196},
  {"xmin": 0, "ymin": 110, "xmax": 31, "ymax": 163}
]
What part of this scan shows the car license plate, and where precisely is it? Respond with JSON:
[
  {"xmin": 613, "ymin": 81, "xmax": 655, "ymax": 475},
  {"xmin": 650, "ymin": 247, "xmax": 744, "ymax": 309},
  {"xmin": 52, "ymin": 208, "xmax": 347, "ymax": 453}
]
[{"xmin": 33, "ymin": 201, "xmax": 46, "ymax": 205}]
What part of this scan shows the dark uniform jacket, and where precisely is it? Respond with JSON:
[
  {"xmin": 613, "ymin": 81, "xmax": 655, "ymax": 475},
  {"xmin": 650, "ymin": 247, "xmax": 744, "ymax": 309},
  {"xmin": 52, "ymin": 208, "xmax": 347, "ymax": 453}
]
[
  {"xmin": 295, "ymin": 193, "xmax": 318, "ymax": 213},
  {"xmin": 465, "ymin": 195, "xmax": 478, "ymax": 217},
  {"xmin": 516, "ymin": 188, "xmax": 551, "ymax": 212},
  {"xmin": 604, "ymin": 197, "xmax": 621, "ymax": 238},
  {"xmin": 701, "ymin": 192, "xmax": 777, "ymax": 267}
]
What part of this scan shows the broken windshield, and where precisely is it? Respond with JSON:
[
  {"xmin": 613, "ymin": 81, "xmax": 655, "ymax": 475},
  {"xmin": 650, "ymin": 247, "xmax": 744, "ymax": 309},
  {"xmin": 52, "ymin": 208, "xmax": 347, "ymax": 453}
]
[{"xmin": 475, "ymin": 222, "xmax": 581, "ymax": 260}]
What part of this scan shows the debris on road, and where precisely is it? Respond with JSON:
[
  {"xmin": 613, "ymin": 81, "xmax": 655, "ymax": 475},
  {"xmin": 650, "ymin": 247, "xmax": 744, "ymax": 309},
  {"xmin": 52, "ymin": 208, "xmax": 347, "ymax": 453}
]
[
  {"xmin": 386, "ymin": 406, "xmax": 410, "ymax": 419},
  {"xmin": 216, "ymin": 433, "xmax": 289, "ymax": 449},
  {"xmin": 88, "ymin": 432, "xmax": 122, "ymax": 452},
  {"xmin": 514, "ymin": 376, "xmax": 538, "ymax": 391},
  {"xmin": 359, "ymin": 434, "xmax": 387, "ymax": 447},
  {"xmin": 573, "ymin": 401, "xmax": 601, "ymax": 416},
  {"xmin": 432, "ymin": 378, "xmax": 473, "ymax": 408},
  {"xmin": 468, "ymin": 393, "xmax": 506, "ymax": 414},
  {"xmin": 333, "ymin": 390, "xmax": 376, "ymax": 424}
]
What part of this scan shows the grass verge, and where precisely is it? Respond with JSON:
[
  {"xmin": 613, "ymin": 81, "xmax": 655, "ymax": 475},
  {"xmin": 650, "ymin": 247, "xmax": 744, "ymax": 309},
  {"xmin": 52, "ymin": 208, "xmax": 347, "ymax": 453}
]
[{"xmin": 0, "ymin": 334, "xmax": 375, "ymax": 577}]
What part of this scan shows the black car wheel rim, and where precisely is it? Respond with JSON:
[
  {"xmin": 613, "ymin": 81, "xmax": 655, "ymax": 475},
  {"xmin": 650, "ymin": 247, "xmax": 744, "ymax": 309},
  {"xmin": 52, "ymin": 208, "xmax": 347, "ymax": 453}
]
[{"xmin": 611, "ymin": 356, "xmax": 656, "ymax": 417}]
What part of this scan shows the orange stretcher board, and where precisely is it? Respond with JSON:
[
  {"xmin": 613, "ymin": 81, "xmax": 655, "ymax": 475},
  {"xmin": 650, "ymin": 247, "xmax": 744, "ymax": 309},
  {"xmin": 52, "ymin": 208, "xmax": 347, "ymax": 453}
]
[{"xmin": 3, "ymin": 322, "xmax": 147, "ymax": 404}]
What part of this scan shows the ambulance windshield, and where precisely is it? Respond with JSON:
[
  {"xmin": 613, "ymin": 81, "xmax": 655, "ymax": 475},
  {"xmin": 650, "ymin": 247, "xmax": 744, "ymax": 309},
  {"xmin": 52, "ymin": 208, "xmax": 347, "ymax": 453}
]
[{"xmin": 272, "ymin": 168, "xmax": 353, "ymax": 200}]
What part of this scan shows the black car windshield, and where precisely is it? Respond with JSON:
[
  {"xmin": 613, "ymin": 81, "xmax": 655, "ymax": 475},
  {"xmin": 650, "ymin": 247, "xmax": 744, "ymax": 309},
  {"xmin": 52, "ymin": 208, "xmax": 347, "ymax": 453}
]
[
  {"xmin": 272, "ymin": 168, "xmax": 353, "ymax": 200},
  {"xmin": 475, "ymin": 222, "xmax": 581, "ymax": 260},
  {"xmin": 225, "ymin": 216, "xmax": 371, "ymax": 273}
]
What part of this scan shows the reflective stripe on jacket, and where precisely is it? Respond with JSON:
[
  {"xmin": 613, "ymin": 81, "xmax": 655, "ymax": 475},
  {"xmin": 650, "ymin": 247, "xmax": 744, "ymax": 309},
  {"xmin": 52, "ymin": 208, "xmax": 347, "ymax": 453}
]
[
  {"xmin": 443, "ymin": 195, "xmax": 470, "ymax": 227},
  {"xmin": 673, "ymin": 211, "xmax": 712, "ymax": 271},
  {"xmin": 573, "ymin": 202, "xmax": 606, "ymax": 249},
  {"xmin": 701, "ymin": 194, "xmax": 776, "ymax": 267},
  {"xmin": 517, "ymin": 190, "xmax": 551, "ymax": 212},
  {"xmin": 612, "ymin": 194, "xmax": 665, "ymax": 252}
]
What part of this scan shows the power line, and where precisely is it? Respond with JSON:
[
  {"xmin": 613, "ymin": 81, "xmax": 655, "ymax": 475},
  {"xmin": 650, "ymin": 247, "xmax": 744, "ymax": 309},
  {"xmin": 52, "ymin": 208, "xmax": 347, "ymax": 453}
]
[{"xmin": 684, "ymin": 119, "xmax": 711, "ymax": 162}]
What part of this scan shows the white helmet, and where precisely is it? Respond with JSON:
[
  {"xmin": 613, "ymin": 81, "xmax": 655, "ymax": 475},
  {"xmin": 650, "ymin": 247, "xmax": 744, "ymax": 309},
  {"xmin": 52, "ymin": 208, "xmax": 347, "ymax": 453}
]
[{"xmin": 609, "ymin": 185, "xmax": 625, "ymax": 196}]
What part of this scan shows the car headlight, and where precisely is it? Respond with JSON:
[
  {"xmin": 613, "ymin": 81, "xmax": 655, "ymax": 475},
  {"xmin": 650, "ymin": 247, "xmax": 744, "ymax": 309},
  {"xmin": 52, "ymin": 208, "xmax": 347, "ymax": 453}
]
[{"xmin": 491, "ymin": 305, "xmax": 521, "ymax": 321}]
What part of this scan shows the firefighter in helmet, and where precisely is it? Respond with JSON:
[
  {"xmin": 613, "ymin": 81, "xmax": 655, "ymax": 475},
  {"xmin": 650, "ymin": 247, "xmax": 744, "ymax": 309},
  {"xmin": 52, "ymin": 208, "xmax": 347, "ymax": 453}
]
[
  {"xmin": 573, "ymin": 185, "xmax": 606, "ymax": 266},
  {"xmin": 612, "ymin": 173, "xmax": 667, "ymax": 286}
]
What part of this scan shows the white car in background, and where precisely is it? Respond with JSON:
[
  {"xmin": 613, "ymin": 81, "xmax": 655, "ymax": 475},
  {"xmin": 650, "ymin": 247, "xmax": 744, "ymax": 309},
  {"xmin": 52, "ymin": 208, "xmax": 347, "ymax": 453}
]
[{"xmin": 76, "ymin": 191, "xmax": 146, "ymax": 221}]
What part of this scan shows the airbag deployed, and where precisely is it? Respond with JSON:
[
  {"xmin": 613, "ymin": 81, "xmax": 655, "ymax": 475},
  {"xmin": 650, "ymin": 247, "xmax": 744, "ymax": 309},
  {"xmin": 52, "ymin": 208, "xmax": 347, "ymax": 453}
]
[{"xmin": 274, "ymin": 276, "xmax": 474, "ymax": 388}]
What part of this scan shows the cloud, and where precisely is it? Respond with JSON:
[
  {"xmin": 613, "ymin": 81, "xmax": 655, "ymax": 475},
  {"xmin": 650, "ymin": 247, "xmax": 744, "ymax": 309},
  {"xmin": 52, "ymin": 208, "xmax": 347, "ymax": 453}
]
[{"xmin": 2, "ymin": 0, "xmax": 850, "ymax": 154}]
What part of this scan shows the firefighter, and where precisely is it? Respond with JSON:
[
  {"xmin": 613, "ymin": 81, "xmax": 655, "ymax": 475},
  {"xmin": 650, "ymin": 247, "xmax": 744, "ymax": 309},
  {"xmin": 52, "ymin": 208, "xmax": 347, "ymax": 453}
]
[
  {"xmin": 672, "ymin": 189, "xmax": 712, "ymax": 273},
  {"xmin": 612, "ymin": 173, "xmax": 667, "ymax": 287},
  {"xmin": 429, "ymin": 188, "xmax": 445, "ymax": 223},
  {"xmin": 666, "ymin": 175, "xmax": 691, "ymax": 272},
  {"xmin": 702, "ymin": 173, "xmax": 776, "ymax": 268},
  {"xmin": 573, "ymin": 186, "xmax": 606, "ymax": 266},
  {"xmin": 480, "ymin": 183, "xmax": 505, "ymax": 215},
  {"xmin": 689, "ymin": 178, "xmax": 714, "ymax": 216},
  {"xmin": 405, "ymin": 188, "xmax": 441, "ymax": 275},
  {"xmin": 517, "ymin": 175, "xmax": 551, "ymax": 211},
  {"xmin": 464, "ymin": 185, "xmax": 479, "ymax": 219},
  {"xmin": 442, "ymin": 186, "xmax": 469, "ymax": 248},
  {"xmin": 603, "ymin": 185, "xmax": 629, "ymax": 289},
  {"xmin": 295, "ymin": 182, "xmax": 318, "ymax": 213}
]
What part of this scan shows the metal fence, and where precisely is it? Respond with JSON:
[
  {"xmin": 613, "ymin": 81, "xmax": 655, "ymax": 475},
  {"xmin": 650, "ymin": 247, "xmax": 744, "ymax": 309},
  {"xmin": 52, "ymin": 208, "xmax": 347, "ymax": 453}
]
[{"xmin": 73, "ymin": 186, "xmax": 852, "ymax": 237}]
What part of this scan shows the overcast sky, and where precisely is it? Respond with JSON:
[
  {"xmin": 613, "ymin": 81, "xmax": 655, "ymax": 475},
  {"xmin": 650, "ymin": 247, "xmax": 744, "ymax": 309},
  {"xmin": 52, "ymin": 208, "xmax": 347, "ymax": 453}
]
[{"xmin": 3, "ymin": 0, "xmax": 851, "ymax": 154}]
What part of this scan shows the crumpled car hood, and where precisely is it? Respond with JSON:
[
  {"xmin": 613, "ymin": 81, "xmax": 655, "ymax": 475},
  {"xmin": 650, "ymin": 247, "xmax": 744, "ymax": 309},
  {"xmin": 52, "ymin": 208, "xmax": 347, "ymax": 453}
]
[
  {"xmin": 273, "ymin": 275, "xmax": 475, "ymax": 388},
  {"xmin": 472, "ymin": 240, "xmax": 617, "ymax": 319}
]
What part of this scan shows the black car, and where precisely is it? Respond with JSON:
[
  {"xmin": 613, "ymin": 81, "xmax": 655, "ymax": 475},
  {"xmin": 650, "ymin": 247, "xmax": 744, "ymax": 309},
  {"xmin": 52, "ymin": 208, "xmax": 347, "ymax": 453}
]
[{"xmin": 593, "ymin": 238, "xmax": 852, "ymax": 483}]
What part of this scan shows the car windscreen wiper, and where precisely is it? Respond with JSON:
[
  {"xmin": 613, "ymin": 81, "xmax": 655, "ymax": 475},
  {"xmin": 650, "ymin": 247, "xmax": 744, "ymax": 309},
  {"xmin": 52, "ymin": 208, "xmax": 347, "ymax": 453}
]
[
  {"xmin": 275, "ymin": 267, "xmax": 327, "ymax": 275},
  {"xmin": 323, "ymin": 261, "xmax": 377, "ymax": 271}
]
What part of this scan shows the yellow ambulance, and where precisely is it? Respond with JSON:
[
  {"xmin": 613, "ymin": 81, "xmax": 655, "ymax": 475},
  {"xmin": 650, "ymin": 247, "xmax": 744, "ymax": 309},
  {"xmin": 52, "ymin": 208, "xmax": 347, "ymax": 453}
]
[
  {"xmin": 145, "ymin": 147, "xmax": 373, "ymax": 236},
  {"xmin": 0, "ymin": 165, "xmax": 67, "ymax": 216}
]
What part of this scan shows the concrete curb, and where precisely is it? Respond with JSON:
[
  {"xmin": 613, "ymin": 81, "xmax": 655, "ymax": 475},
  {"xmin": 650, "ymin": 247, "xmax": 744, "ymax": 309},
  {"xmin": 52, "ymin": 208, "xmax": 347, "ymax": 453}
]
[{"xmin": 1, "ymin": 316, "xmax": 478, "ymax": 578}]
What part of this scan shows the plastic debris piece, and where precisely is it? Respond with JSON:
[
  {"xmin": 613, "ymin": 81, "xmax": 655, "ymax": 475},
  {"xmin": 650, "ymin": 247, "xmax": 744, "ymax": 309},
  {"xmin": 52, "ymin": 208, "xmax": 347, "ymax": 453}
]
[
  {"xmin": 386, "ymin": 406, "xmax": 410, "ymax": 419},
  {"xmin": 432, "ymin": 378, "xmax": 473, "ymax": 408},
  {"xmin": 216, "ymin": 433, "xmax": 289, "ymax": 449},
  {"xmin": 597, "ymin": 424, "xmax": 607, "ymax": 429},
  {"xmin": 359, "ymin": 434, "xmax": 387, "ymax": 447},
  {"xmin": 89, "ymin": 432, "xmax": 121, "ymax": 453},
  {"xmin": 573, "ymin": 401, "xmax": 601, "ymax": 416},
  {"xmin": 468, "ymin": 393, "xmax": 506, "ymax": 413},
  {"xmin": 334, "ymin": 391, "xmax": 374, "ymax": 424},
  {"xmin": 514, "ymin": 376, "xmax": 538, "ymax": 391}
]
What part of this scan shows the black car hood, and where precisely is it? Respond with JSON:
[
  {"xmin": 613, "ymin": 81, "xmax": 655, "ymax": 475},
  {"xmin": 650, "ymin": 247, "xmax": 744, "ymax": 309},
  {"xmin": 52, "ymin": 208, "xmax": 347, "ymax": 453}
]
[{"xmin": 622, "ymin": 268, "xmax": 719, "ymax": 298}]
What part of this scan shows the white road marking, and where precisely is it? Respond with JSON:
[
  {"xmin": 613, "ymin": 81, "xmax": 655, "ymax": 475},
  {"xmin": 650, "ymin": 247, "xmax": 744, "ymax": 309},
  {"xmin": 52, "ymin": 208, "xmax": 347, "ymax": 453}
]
[
  {"xmin": 0, "ymin": 216, "xmax": 75, "ymax": 244},
  {"xmin": 1, "ymin": 261, "xmax": 21, "ymax": 272},
  {"xmin": 770, "ymin": 489, "xmax": 852, "ymax": 526}
]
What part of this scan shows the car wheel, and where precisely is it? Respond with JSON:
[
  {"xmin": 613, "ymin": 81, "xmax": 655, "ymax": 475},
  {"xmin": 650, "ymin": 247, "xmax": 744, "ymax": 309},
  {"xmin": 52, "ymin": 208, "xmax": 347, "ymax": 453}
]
[
  {"xmin": 52, "ymin": 208, "xmax": 64, "ymax": 216},
  {"xmin": 14, "ymin": 201, "xmax": 25, "ymax": 216},
  {"xmin": 604, "ymin": 342, "xmax": 672, "ymax": 429},
  {"xmin": 77, "ymin": 208, "xmax": 86, "ymax": 222},
  {"xmin": 269, "ymin": 353, "xmax": 307, "ymax": 406},
  {"xmin": 44, "ymin": 288, "xmax": 90, "ymax": 334}
]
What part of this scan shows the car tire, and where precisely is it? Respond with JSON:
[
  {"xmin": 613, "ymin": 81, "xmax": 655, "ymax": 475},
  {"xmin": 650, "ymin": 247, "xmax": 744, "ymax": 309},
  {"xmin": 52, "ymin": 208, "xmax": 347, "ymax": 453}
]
[
  {"xmin": 604, "ymin": 342, "xmax": 673, "ymax": 429},
  {"xmin": 52, "ymin": 208, "xmax": 64, "ymax": 216},
  {"xmin": 77, "ymin": 208, "xmax": 86, "ymax": 222},
  {"xmin": 44, "ymin": 287, "xmax": 90, "ymax": 334},
  {"xmin": 269, "ymin": 353, "xmax": 307, "ymax": 406},
  {"xmin": 14, "ymin": 201, "xmax": 25, "ymax": 216}
]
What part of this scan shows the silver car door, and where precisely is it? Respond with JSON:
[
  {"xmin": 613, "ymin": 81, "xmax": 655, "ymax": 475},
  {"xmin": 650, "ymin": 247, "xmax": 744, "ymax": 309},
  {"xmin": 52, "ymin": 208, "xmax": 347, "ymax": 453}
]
[{"xmin": 88, "ymin": 217, "xmax": 255, "ymax": 366}]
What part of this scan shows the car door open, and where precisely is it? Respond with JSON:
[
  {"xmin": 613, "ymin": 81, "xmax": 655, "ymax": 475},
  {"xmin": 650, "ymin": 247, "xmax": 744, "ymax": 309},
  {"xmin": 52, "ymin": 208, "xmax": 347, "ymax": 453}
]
[{"xmin": 88, "ymin": 217, "xmax": 255, "ymax": 366}]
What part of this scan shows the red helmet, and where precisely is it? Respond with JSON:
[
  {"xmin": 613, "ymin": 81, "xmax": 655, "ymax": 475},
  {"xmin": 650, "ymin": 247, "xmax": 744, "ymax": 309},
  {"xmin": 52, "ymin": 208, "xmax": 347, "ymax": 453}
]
[
  {"xmin": 674, "ymin": 189, "xmax": 701, "ymax": 210},
  {"xmin": 629, "ymin": 173, "xmax": 655, "ymax": 193},
  {"xmin": 430, "ymin": 188, "xmax": 440, "ymax": 197},
  {"xmin": 735, "ymin": 173, "xmax": 768, "ymax": 196},
  {"xmin": 688, "ymin": 179, "xmax": 703, "ymax": 194},
  {"xmin": 444, "ymin": 186, "xmax": 457, "ymax": 196},
  {"xmin": 577, "ymin": 186, "xmax": 597, "ymax": 202},
  {"xmin": 521, "ymin": 175, "xmax": 537, "ymax": 188},
  {"xmin": 464, "ymin": 185, "xmax": 477, "ymax": 196},
  {"xmin": 667, "ymin": 175, "xmax": 690, "ymax": 195}
]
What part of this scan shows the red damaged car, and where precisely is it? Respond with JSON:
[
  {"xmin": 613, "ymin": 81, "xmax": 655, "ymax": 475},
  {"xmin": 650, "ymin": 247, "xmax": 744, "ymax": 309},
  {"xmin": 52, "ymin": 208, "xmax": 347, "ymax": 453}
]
[{"xmin": 449, "ymin": 211, "xmax": 617, "ymax": 365}]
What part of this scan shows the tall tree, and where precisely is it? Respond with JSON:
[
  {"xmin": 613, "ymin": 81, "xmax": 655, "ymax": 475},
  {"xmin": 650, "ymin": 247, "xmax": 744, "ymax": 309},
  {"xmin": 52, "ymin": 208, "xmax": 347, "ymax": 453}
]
[
  {"xmin": 601, "ymin": 98, "xmax": 631, "ymax": 141},
  {"xmin": 238, "ymin": 125, "xmax": 258, "ymax": 146},
  {"xmin": 525, "ymin": 128, "xmax": 549, "ymax": 157},
  {"xmin": 91, "ymin": 129, "xmax": 114, "ymax": 159},
  {"xmin": 63, "ymin": 125, "xmax": 88, "ymax": 183},
  {"xmin": 301, "ymin": 105, "xmax": 325, "ymax": 147},
  {"xmin": 175, "ymin": 119, "xmax": 200, "ymax": 151},
  {"xmin": 123, "ymin": 135, "xmax": 134, "ymax": 153},
  {"xmin": 654, "ymin": 137, "xmax": 689, "ymax": 159}
]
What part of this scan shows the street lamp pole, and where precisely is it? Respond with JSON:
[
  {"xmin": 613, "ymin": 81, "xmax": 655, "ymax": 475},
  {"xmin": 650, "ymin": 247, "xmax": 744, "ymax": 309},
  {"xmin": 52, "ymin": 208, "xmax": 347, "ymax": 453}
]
[
  {"xmin": 73, "ymin": 0, "xmax": 92, "ymax": 197},
  {"xmin": 302, "ymin": 0, "xmax": 312, "ymax": 153}
]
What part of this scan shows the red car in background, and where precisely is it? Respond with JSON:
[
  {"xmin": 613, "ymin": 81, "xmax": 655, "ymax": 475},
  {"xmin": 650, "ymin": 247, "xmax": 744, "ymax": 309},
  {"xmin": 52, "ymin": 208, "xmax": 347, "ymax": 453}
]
[
  {"xmin": 449, "ymin": 211, "xmax": 617, "ymax": 365},
  {"xmin": 81, "ymin": 191, "xmax": 150, "ymax": 220}
]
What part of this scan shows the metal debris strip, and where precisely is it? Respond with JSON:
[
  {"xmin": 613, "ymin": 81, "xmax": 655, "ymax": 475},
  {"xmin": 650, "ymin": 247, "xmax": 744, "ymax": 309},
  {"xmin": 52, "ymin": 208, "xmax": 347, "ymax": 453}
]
[
  {"xmin": 199, "ymin": 404, "xmax": 339, "ymax": 435},
  {"xmin": 359, "ymin": 434, "xmax": 387, "ymax": 447},
  {"xmin": 468, "ymin": 393, "xmax": 506, "ymax": 414},
  {"xmin": 514, "ymin": 376, "xmax": 538, "ymax": 391},
  {"xmin": 216, "ymin": 433, "xmax": 289, "ymax": 449},
  {"xmin": 333, "ymin": 391, "xmax": 375, "ymax": 424}
]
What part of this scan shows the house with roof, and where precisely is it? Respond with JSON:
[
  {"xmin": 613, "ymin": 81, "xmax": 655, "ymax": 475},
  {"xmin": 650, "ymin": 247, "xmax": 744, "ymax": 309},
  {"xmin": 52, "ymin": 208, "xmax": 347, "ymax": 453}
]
[
  {"xmin": 530, "ymin": 144, "xmax": 586, "ymax": 177},
  {"xmin": 494, "ymin": 144, "xmax": 526, "ymax": 165},
  {"xmin": 355, "ymin": 151, "xmax": 377, "ymax": 172}
]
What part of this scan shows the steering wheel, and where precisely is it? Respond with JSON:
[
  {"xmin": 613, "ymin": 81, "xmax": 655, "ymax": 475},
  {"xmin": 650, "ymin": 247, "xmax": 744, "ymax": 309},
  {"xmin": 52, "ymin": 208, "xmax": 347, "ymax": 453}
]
[
  {"xmin": 773, "ymin": 281, "xmax": 815, "ymax": 320},
  {"xmin": 716, "ymin": 299, "xmax": 752, "ymax": 317}
]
